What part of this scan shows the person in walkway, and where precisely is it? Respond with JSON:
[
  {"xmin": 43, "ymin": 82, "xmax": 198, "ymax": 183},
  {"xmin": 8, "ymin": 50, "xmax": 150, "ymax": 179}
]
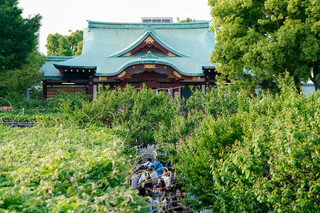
[
  {"xmin": 169, "ymin": 168, "xmax": 177, "ymax": 185},
  {"xmin": 144, "ymin": 182, "xmax": 153, "ymax": 197},
  {"xmin": 160, "ymin": 169, "xmax": 172, "ymax": 188},
  {"xmin": 152, "ymin": 182, "xmax": 166, "ymax": 212},
  {"xmin": 168, "ymin": 188, "xmax": 188, "ymax": 213},
  {"xmin": 153, "ymin": 181, "xmax": 165, "ymax": 198},
  {"xmin": 144, "ymin": 181, "xmax": 156, "ymax": 212},
  {"xmin": 142, "ymin": 158, "xmax": 153, "ymax": 169},
  {"xmin": 149, "ymin": 165, "xmax": 158, "ymax": 182},
  {"xmin": 138, "ymin": 170, "xmax": 150, "ymax": 187},
  {"xmin": 130, "ymin": 172, "xmax": 140, "ymax": 188},
  {"xmin": 165, "ymin": 189, "xmax": 173, "ymax": 210},
  {"xmin": 152, "ymin": 158, "xmax": 164, "ymax": 178}
]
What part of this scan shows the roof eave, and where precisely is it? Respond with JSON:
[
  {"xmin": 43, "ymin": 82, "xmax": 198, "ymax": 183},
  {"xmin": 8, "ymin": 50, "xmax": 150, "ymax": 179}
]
[{"xmin": 54, "ymin": 64, "xmax": 97, "ymax": 70}]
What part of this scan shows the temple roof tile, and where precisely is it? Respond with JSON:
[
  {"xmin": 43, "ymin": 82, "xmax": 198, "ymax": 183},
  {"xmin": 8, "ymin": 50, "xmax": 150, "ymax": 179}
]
[{"xmin": 44, "ymin": 21, "xmax": 215, "ymax": 79}]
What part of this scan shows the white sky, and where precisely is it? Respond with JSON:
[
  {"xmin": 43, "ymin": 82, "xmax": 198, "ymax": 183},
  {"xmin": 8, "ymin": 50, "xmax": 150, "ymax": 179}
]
[{"xmin": 18, "ymin": 0, "xmax": 212, "ymax": 55}]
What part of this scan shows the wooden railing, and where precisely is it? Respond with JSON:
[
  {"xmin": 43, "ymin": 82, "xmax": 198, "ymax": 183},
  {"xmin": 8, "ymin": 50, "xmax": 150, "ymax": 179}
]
[{"xmin": 1, "ymin": 122, "xmax": 35, "ymax": 127}]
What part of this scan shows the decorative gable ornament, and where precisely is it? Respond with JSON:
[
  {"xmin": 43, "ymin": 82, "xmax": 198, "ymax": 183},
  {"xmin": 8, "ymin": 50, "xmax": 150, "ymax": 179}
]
[{"xmin": 141, "ymin": 51, "xmax": 158, "ymax": 59}]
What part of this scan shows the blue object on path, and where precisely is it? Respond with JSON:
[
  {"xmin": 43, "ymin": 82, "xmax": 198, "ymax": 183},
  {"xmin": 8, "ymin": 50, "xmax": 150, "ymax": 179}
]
[{"xmin": 152, "ymin": 161, "xmax": 163, "ymax": 178}]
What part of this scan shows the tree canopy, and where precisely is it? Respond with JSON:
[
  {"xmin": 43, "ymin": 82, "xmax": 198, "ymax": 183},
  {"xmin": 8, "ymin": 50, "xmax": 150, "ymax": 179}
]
[
  {"xmin": 177, "ymin": 17, "xmax": 196, "ymax": 22},
  {"xmin": 156, "ymin": 73, "xmax": 320, "ymax": 212},
  {"xmin": 46, "ymin": 30, "xmax": 83, "ymax": 56},
  {"xmin": 0, "ymin": 47, "xmax": 45, "ymax": 99},
  {"xmin": 209, "ymin": 0, "xmax": 320, "ymax": 91},
  {"xmin": 0, "ymin": 0, "xmax": 41, "ymax": 71},
  {"xmin": 0, "ymin": 0, "xmax": 44, "ymax": 103}
]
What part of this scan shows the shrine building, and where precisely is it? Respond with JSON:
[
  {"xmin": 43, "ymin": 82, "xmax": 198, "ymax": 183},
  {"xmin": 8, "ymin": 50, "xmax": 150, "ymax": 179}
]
[{"xmin": 40, "ymin": 19, "xmax": 217, "ymax": 99}]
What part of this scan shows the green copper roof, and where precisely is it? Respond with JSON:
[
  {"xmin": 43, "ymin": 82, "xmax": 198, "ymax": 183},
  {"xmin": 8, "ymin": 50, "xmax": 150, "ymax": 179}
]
[
  {"xmin": 109, "ymin": 31, "xmax": 188, "ymax": 58},
  {"xmin": 87, "ymin": 20, "xmax": 211, "ymax": 29},
  {"xmin": 95, "ymin": 59, "xmax": 193, "ymax": 77},
  {"xmin": 44, "ymin": 20, "xmax": 215, "ymax": 78},
  {"xmin": 40, "ymin": 56, "xmax": 73, "ymax": 80}
]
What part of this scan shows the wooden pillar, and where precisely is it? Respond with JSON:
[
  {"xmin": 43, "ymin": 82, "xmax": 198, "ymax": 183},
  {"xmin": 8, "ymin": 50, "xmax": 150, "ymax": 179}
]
[
  {"xmin": 120, "ymin": 82, "xmax": 125, "ymax": 88},
  {"xmin": 205, "ymin": 74, "xmax": 210, "ymax": 88},
  {"xmin": 202, "ymin": 85, "xmax": 206, "ymax": 95},
  {"xmin": 173, "ymin": 87, "xmax": 180, "ymax": 98},
  {"xmin": 88, "ymin": 76, "xmax": 93, "ymax": 97},
  {"xmin": 93, "ymin": 84, "xmax": 97, "ymax": 101},
  {"xmin": 168, "ymin": 88, "xmax": 173, "ymax": 102},
  {"xmin": 43, "ymin": 80, "xmax": 47, "ymax": 100}
]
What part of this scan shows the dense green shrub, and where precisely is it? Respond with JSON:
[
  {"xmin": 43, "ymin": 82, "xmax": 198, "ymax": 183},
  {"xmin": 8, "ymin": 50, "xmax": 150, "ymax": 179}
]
[
  {"xmin": 2, "ymin": 73, "xmax": 319, "ymax": 212},
  {"xmin": 64, "ymin": 85, "xmax": 179, "ymax": 146},
  {"xmin": 154, "ymin": 88, "xmax": 250, "ymax": 162},
  {"xmin": 0, "ymin": 92, "xmax": 91, "ymax": 124},
  {"xmin": 0, "ymin": 126, "xmax": 147, "ymax": 212},
  {"xmin": 173, "ymin": 114, "xmax": 245, "ymax": 210},
  {"xmin": 171, "ymin": 74, "xmax": 320, "ymax": 212},
  {"xmin": 0, "ymin": 89, "xmax": 91, "ymax": 111}
]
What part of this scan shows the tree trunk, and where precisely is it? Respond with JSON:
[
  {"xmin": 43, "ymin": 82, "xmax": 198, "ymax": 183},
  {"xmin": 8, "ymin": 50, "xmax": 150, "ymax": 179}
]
[
  {"xmin": 311, "ymin": 62, "xmax": 320, "ymax": 90},
  {"xmin": 293, "ymin": 76, "xmax": 302, "ymax": 93},
  {"xmin": 260, "ymin": 79, "xmax": 276, "ymax": 92}
]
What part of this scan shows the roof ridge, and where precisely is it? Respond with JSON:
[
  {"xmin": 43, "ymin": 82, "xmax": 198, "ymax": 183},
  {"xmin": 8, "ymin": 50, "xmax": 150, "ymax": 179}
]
[{"xmin": 87, "ymin": 20, "xmax": 211, "ymax": 29}]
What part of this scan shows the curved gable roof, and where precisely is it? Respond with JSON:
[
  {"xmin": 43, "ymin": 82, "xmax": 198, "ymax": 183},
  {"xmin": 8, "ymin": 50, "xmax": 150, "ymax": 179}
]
[
  {"xmin": 96, "ymin": 58, "xmax": 187, "ymax": 77},
  {"xmin": 50, "ymin": 21, "xmax": 214, "ymax": 78},
  {"xmin": 109, "ymin": 30, "xmax": 188, "ymax": 58}
]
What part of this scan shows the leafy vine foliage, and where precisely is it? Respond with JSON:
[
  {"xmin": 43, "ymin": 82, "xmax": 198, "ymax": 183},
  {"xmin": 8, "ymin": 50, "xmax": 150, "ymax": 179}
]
[
  {"xmin": 169, "ymin": 74, "xmax": 320, "ymax": 212},
  {"xmin": 1, "ymin": 74, "xmax": 320, "ymax": 212},
  {"xmin": 0, "ymin": 127, "xmax": 147, "ymax": 212},
  {"xmin": 61, "ymin": 85, "xmax": 178, "ymax": 147}
]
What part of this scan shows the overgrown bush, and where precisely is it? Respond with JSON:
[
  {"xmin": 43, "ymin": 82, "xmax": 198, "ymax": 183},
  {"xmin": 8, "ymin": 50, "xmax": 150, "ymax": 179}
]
[
  {"xmin": 2, "ymin": 73, "xmax": 319, "ymax": 212},
  {"xmin": 0, "ymin": 92, "xmax": 91, "ymax": 124},
  {"xmin": 0, "ymin": 126, "xmax": 147, "ymax": 212},
  {"xmin": 154, "ymin": 88, "xmax": 250, "ymax": 163},
  {"xmin": 63, "ymin": 85, "xmax": 179, "ymax": 146},
  {"xmin": 170, "ymin": 73, "xmax": 320, "ymax": 212}
]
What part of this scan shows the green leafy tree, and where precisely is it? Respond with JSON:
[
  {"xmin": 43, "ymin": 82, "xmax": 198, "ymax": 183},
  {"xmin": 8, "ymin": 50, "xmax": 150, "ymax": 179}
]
[
  {"xmin": 171, "ymin": 73, "xmax": 320, "ymax": 211},
  {"xmin": 57, "ymin": 36, "xmax": 72, "ymax": 56},
  {"xmin": 67, "ymin": 30, "xmax": 83, "ymax": 55},
  {"xmin": 0, "ymin": 0, "xmax": 41, "ymax": 70},
  {"xmin": 0, "ymin": 48, "xmax": 46, "ymax": 98},
  {"xmin": 209, "ymin": 0, "xmax": 320, "ymax": 91},
  {"xmin": 46, "ymin": 30, "xmax": 83, "ymax": 56},
  {"xmin": 46, "ymin": 33, "xmax": 63, "ymax": 56},
  {"xmin": 75, "ymin": 41, "xmax": 83, "ymax": 56},
  {"xmin": 177, "ymin": 17, "xmax": 196, "ymax": 22}
]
